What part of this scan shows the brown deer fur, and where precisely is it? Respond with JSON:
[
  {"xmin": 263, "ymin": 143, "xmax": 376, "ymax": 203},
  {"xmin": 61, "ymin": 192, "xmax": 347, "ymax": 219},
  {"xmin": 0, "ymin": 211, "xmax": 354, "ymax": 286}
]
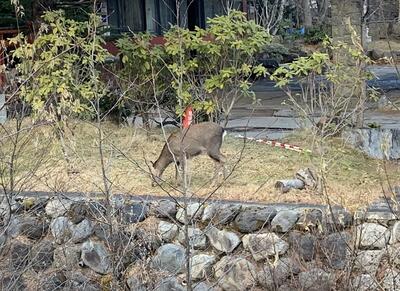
[{"xmin": 150, "ymin": 122, "xmax": 226, "ymax": 185}]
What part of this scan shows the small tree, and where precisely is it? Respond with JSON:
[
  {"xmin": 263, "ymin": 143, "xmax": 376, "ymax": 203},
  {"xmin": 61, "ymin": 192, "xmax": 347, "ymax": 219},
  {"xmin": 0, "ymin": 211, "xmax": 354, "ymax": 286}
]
[{"xmin": 10, "ymin": 10, "xmax": 109, "ymax": 169}]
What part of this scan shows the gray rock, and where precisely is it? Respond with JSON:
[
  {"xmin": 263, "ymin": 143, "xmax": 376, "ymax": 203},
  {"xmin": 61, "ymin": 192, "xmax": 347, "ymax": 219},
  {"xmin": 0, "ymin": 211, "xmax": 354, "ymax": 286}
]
[
  {"xmin": 153, "ymin": 243, "xmax": 186, "ymax": 274},
  {"xmin": 64, "ymin": 271, "xmax": 101, "ymax": 291},
  {"xmin": 40, "ymin": 272, "xmax": 67, "ymax": 291},
  {"xmin": 126, "ymin": 276, "xmax": 147, "ymax": 291},
  {"xmin": 154, "ymin": 277, "xmax": 185, "ymax": 291},
  {"xmin": 298, "ymin": 268, "xmax": 334, "ymax": 291},
  {"xmin": 321, "ymin": 232, "xmax": 351, "ymax": 269},
  {"xmin": 50, "ymin": 216, "xmax": 73, "ymax": 244},
  {"xmin": 387, "ymin": 244, "xmax": 400, "ymax": 266},
  {"xmin": 70, "ymin": 218, "xmax": 93, "ymax": 243},
  {"xmin": 382, "ymin": 270, "xmax": 400, "ymax": 291},
  {"xmin": 214, "ymin": 256, "xmax": 257, "ymax": 291},
  {"xmin": 0, "ymin": 233, "xmax": 6, "ymax": 254},
  {"xmin": 121, "ymin": 203, "xmax": 148, "ymax": 223},
  {"xmin": 0, "ymin": 275, "xmax": 25, "ymax": 291},
  {"xmin": 324, "ymin": 206, "xmax": 353, "ymax": 230},
  {"xmin": 289, "ymin": 232, "xmax": 316, "ymax": 261},
  {"xmin": 390, "ymin": 221, "xmax": 400, "ymax": 244},
  {"xmin": 45, "ymin": 198, "xmax": 74, "ymax": 218},
  {"xmin": 258, "ymin": 257, "xmax": 300, "ymax": 289},
  {"xmin": 191, "ymin": 254, "xmax": 216, "ymax": 281},
  {"xmin": 158, "ymin": 221, "xmax": 179, "ymax": 242},
  {"xmin": 271, "ymin": 210, "xmax": 299, "ymax": 233},
  {"xmin": 370, "ymin": 49, "xmax": 384, "ymax": 60},
  {"xmin": 354, "ymin": 210, "xmax": 396, "ymax": 226},
  {"xmin": 54, "ymin": 244, "xmax": 81, "ymax": 269},
  {"xmin": 354, "ymin": 250, "xmax": 384, "ymax": 274},
  {"xmin": 30, "ymin": 240, "xmax": 54, "ymax": 271},
  {"xmin": 352, "ymin": 274, "xmax": 378, "ymax": 291},
  {"xmin": 178, "ymin": 227, "xmax": 207, "ymax": 249},
  {"xmin": 151, "ymin": 199, "xmax": 177, "ymax": 218},
  {"xmin": 296, "ymin": 209, "xmax": 323, "ymax": 231},
  {"xmin": 8, "ymin": 215, "xmax": 49, "ymax": 240},
  {"xmin": 356, "ymin": 223, "xmax": 390, "ymax": 249},
  {"xmin": 176, "ymin": 203, "xmax": 203, "ymax": 224},
  {"xmin": 67, "ymin": 202, "xmax": 90, "ymax": 224},
  {"xmin": 202, "ymin": 203, "xmax": 241, "ymax": 225},
  {"xmin": 205, "ymin": 226, "xmax": 241, "ymax": 253},
  {"xmin": 243, "ymin": 233, "xmax": 288, "ymax": 261},
  {"xmin": 10, "ymin": 241, "xmax": 31, "ymax": 269},
  {"xmin": 81, "ymin": 240, "xmax": 111, "ymax": 274},
  {"xmin": 193, "ymin": 282, "xmax": 215, "ymax": 291},
  {"xmin": 233, "ymin": 206, "xmax": 277, "ymax": 233}
]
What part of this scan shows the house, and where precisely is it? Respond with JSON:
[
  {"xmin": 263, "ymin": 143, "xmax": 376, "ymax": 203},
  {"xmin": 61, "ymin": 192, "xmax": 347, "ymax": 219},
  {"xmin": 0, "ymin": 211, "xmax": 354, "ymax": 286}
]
[{"xmin": 101, "ymin": 0, "xmax": 246, "ymax": 35}]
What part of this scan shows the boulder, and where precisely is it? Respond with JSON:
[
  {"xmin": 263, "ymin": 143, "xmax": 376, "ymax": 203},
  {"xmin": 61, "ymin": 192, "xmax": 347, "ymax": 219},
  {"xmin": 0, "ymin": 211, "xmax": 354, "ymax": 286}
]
[
  {"xmin": 154, "ymin": 277, "xmax": 185, "ymax": 291},
  {"xmin": 152, "ymin": 243, "xmax": 186, "ymax": 274},
  {"xmin": 177, "ymin": 227, "xmax": 207, "ymax": 249},
  {"xmin": 382, "ymin": 270, "xmax": 400, "ymax": 291},
  {"xmin": 243, "ymin": 233, "xmax": 288, "ymax": 261},
  {"xmin": 201, "ymin": 203, "xmax": 241, "ymax": 225},
  {"xmin": 324, "ymin": 206, "xmax": 353, "ymax": 231},
  {"xmin": 45, "ymin": 198, "xmax": 74, "ymax": 218},
  {"xmin": 50, "ymin": 216, "xmax": 73, "ymax": 244},
  {"xmin": 40, "ymin": 272, "xmax": 67, "ymax": 291},
  {"xmin": 296, "ymin": 209, "xmax": 323, "ymax": 231},
  {"xmin": 176, "ymin": 203, "xmax": 203, "ymax": 224},
  {"xmin": 81, "ymin": 240, "xmax": 112, "ymax": 274},
  {"xmin": 193, "ymin": 282, "xmax": 215, "ymax": 291},
  {"xmin": 151, "ymin": 199, "xmax": 177, "ymax": 219},
  {"xmin": 298, "ymin": 268, "xmax": 334, "ymax": 291},
  {"xmin": 289, "ymin": 232, "xmax": 316, "ymax": 261},
  {"xmin": 191, "ymin": 254, "xmax": 216, "ymax": 281},
  {"xmin": 352, "ymin": 274, "xmax": 379, "ymax": 291},
  {"xmin": 54, "ymin": 244, "xmax": 82, "ymax": 269},
  {"xmin": 205, "ymin": 226, "xmax": 241, "ymax": 253},
  {"xmin": 126, "ymin": 276, "xmax": 147, "ymax": 291},
  {"xmin": 0, "ymin": 275, "xmax": 26, "ymax": 291},
  {"xmin": 271, "ymin": 210, "xmax": 299, "ymax": 233},
  {"xmin": 354, "ymin": 250, "xmax": 384, "ymax": 274},
  {"xmin": 258, "ymin": 257, "xmax": 300, "ymax": 289},
  {"xmin": 390, "ymin": 221, "xmax": 400, "ymax": 244},
  {"xmin": 321, "ymin": 232, "xmax": 351, "ymax": 269},
  {"xmin": 10, "ymin": 241, "xmax": 31, "ymax": 269},
  {"xmin": 214, "ymin": 256, "xmax": 257, "ymax": 291},
  {"xmin": 8, "ymin": 215, "xmax": 49, "ymax": 240},
  {"xmin": 64, "ymin": 271, "xmax": 101, "ymax": 291},
  {"xmin": 70, "ymin": 218, "xmax": 93, "ymax": 243},
  {"xmin": 356, "ymin": 223, "xmax": 390, "ymax": 249},
  {"xmin": 120, "ymin": 203, "xmax": 148, "ymax": 223},
  {"xmin": 30, "ymin": 240, "xmax": 55, "ymax": 271},
  {"xmin": 158, "ymin": 221, "xmax": 179, "ymax": 242},
  {"xmin": 233, "ymin": 206, "xmax": 277, "ymax": 233},
  {"xmin": 67, "ymin": 202, "xmax": 90, "ymax": 224}
]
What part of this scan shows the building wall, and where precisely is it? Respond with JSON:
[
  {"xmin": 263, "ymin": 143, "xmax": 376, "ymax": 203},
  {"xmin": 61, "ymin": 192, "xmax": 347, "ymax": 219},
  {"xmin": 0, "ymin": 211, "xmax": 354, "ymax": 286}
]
[{"xmin": 367, "ymin": 0, "xmax": 399, "ymax": 40}]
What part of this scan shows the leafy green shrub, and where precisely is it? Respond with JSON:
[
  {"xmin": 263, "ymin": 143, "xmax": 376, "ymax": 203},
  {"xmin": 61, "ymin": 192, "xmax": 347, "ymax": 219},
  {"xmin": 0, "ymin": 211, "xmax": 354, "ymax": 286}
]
[
  {"xmin": 259, "ymin": 43, "xmax": 290, "ymax": 63},
  {"xmin": 304, "ymin": 27, "xmax": 328, "ymax": 44}
]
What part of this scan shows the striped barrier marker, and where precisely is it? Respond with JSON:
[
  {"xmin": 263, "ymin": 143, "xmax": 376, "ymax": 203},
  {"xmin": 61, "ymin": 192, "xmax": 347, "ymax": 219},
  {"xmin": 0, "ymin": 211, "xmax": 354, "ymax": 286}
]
[{"xmin": 235, "ymin": 134, "xmax": 312, "ymax": 154}]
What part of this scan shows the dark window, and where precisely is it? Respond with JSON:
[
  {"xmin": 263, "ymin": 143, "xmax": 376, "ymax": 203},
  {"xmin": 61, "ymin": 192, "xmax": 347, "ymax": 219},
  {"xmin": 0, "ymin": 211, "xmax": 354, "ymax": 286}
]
[{"xmin": 107, "ymin": 0, "xmax": 146, "ymax": 33}]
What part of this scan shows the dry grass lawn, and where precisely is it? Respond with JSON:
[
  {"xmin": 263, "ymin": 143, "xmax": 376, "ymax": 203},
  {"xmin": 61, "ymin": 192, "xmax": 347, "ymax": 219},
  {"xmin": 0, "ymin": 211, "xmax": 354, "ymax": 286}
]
[{"xmin": 2, "ymin": 120, "xmax": 399, "ymax": 212}]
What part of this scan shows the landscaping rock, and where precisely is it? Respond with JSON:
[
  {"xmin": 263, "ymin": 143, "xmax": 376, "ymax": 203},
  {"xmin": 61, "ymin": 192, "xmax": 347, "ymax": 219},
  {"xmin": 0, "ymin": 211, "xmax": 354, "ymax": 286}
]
[
  {"xmin": 121, "ymin": 203, "xmax": 148, "ymax": 223},
  {"xmin": 387, "ymin": 244, "xmax": 400, "ymax": 266},
  {"xmin": 390, "ymin": 221, "xmax": 400, "ymax": 244},
  {"xmin": 321, "ymin": 232, "xmax": 351, "ymax": 269},
  {"xmin": 382, "ymin": 270, "xmax": 400, "ymax": 291},
  {"xmin": 177, "ymin": 227, "xmax": 207, "ymax": 249},
  {"xmin": 50, "ymin": 216, "xmax": 73, "ymax": 244},
  {"xmin": 40, "ymin": 272, "xmax": 67, "ymax": 291},
  {"xmin": 10, "ymin": 241, "xmax": 31, "ymax": 269},
  {"xmin": 45, "ymin": 198, "xmax": 74, "ymax": 218},
  {"xmin": 70, "ymin": 218, "xmax": 93, "ymax": 243},
  {"xmin": 233, "ymin": 206, "xmax": 277, "ymax": 233},
  {"xmin": 54, "ymin": 244, "xmax": 81, "ymax": 269},
  {"xmin": 67, "ymin": 202, "xmax": 89, "ymax": 224},
  {"xmin": 64, "ymin": 271, "xmax": 101, "ymax": 291},
  {"xmin": 352, "ymin": 274, "xmax": 379, "ymax": 291},
  {"xmin": 158, "ymin": 221, "xmax": 179, "ymax": 242},
  {"xmin": 30, "ymin": 240, "xmax": 54, "ymax": 271},
  {"xmin": 354, "ymin": 210, "xmax": 397, "ymax": 226},
  {"xmin": 0, "ymin": 233, "xmax": 6, "ymax": 254},
  {"xmin": 202, "ymin": 203, "xmax": 241, "ymax": 225},
  {"xmin": 81, "ymin": 240, "xmax": 112, "ymax": 274},
  {"xmin": 356, "ymin": 223, "xmax": 390, "ymax": 249},
  {"xmin": 324, "ymin": 206, "xmax": 353, "ymax": 230},
  {"xmin": 154, "ymin": 277, "xmax": 185, "ymax": 291},
  {"xmin": 296, "ymin": 209, "xmax": 323, "ymax": 231},
  {"xmin": 214, "ymin": 256, "xmax": 257, "ymax": 291},
  {"xmin": 152, "ymin": 243, "xmax": 186, "ymax": 274},
  {"xmin": 354, "ymin": 250, "xmax": 384, "ymax": 274},
  {"xmin": 176, "ymin": 203, "xmax": 203, "ymax": 224},
  {"xmin": 298, "ymin": 268, "xmax": 334, "ymax": 291},
  {"xmin": 191, "ymin": 254, "xmax": 216, "ymax": 281},
  {"xmin": 8, "ymin": 215, "xmax": 49, "ymax": 239},
  {"xmin": 258, "ymin": 257, "xmax": 300, "ymax": 289},
  {"xmin": 271, "ymin": 210, "xmax": 299, "ymax": 233},
  {"xmin": 242, "ymin": 233, "xmax": 288, "ymax": 261},
  {"xmin": 205, "ymin": 226, "xmax": 241, "ymax": 253},
  {"xmin": 126, "ymin": 276, "xmax": 147, "ymax": 291},
  {"xmin": 193, "ymin": 282, "xmax": 215, "ymax": 291},
  {"xmin": 0, "ymin": 275, "xmax": 25, "ymax": 291},
  {"xmin": 151, "ymin": 199, "xmax": 177, "ymax": 218}
]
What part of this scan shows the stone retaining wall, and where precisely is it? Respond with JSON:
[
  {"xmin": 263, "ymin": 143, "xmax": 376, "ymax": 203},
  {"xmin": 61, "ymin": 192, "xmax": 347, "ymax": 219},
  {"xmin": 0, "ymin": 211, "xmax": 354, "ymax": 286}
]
[{"xmin": 1, "ymin": 194, "xmax": 400, "ymax": 290}]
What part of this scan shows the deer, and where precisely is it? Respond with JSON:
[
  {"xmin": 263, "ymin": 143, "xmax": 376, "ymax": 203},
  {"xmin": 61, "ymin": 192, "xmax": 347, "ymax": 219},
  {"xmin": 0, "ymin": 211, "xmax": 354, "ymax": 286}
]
[{"xmin": 149, "ymin": 122, "xmax": 227, "ymax": 186}]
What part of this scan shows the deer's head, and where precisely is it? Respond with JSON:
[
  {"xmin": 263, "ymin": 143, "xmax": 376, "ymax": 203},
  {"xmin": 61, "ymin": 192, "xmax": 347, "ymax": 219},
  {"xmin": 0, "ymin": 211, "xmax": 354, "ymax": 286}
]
[{"xmin": 149, "ymin": 161, "xmax": 162, "ymax": 187}]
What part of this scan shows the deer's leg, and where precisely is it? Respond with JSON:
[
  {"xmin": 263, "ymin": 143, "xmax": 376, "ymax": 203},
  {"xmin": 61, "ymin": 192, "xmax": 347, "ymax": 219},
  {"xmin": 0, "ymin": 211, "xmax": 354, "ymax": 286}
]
[
  {"xmin": 174, "ymin": 160, "xmax": 182, "ymax": 186},
  {"xmin": 209, "ymin": 152, "xmax": 226, "ymax": 185}
]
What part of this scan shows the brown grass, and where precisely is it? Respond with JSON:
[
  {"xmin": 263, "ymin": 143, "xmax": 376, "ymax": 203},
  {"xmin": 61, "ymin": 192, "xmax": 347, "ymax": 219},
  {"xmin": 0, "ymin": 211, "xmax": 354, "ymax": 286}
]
[{"xmin": 2, "ymin": 120, "xmax": 399, "ymax": 212}]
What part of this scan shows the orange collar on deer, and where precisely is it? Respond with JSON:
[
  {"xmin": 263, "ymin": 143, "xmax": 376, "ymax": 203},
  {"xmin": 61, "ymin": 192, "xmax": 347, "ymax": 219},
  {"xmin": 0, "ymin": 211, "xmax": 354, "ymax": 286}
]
[{"xmin": 183, "ymin": 106, "xmax": 193, "ymax": 129}]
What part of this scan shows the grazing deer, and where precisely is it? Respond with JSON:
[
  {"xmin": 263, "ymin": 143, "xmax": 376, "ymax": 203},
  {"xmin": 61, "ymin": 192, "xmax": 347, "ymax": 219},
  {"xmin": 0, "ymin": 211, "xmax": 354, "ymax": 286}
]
[{"xmin": 150, "ymin": 122, "xmax": 226, "ymax": 186}]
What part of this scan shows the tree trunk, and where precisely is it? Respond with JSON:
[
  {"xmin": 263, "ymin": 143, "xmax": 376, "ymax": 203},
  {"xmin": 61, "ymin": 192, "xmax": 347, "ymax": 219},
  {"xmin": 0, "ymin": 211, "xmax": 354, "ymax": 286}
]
[{"xmin": 302, "ymin": 0, "xmax": 312, "ymax": 29}]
